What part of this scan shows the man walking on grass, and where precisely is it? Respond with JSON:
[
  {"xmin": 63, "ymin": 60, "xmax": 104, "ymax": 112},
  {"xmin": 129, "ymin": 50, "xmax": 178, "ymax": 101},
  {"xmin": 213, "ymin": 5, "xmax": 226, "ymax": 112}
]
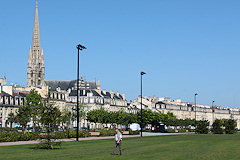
[{"xmin": 113, "ymin": 129, "xmax": 122, "ymax": 155}]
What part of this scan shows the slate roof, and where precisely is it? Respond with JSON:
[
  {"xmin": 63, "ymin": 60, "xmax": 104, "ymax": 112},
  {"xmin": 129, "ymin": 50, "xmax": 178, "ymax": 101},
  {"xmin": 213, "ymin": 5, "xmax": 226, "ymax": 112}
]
[
  {"xmin": 18, "ymin": 91, "xmax": 29, "ymax": 97},
  {"xmin": 92, "ymin": 90, "xmax": 101, "ymax": 97},
  {"xmin": 68, "ymin": 89, "xmax": 123, "ymax": 100},
  {"xmin": 45, "ymin": 80, "xmax": 72, "ymax": 91},
  {"xmin": 69, "ymin": 89, "xmax": 91, "ymax": 96},
  {"xmin": 45, "ymin": 80, "xmax": 124, "ymax": 100},
  {"xmin": 155, "ymin": 101, "xmax": 166, "ymax": 105},
  {"xmin": 0, "ymin": 91, "xmax": 11, "ymax": 96},
  {"xmin": 45, "ymin": 80, "xmax": 97, "ymax": 91}
]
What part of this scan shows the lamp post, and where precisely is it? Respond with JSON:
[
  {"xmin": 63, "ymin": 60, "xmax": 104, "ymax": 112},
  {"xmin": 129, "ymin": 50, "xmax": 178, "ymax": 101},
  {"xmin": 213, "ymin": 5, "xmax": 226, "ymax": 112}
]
[
  {"xmin": 212, "ymin": 100, "xmax": 215, "ymax": 108},
  {"xmin": 140, "ymin": 71, "xmax": 146, "ymax": 137},
  {"xmin": 194, "ymin": 93, "xmax": 198, "ymax": 134},
  {"xmin": 76, "ymin": 44, "xmax": 86, "ymax": 141},
  {"xmin": 212, "ymin": 100, "xmax": 215, "ymax": 123}
]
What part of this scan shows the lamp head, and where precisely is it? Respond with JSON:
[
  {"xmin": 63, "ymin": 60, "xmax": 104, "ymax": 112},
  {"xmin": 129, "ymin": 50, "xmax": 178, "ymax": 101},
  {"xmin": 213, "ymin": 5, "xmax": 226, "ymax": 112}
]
[{"xmin": 77, "ymin": 44, "xmax": 87, "ymax": 50}]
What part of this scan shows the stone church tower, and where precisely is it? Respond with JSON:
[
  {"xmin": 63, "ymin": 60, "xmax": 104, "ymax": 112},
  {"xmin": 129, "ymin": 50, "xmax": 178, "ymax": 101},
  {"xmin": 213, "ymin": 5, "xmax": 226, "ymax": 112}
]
[{"xmin": 27, "ymin": 0, "xmax": 45, "ymax": 87}]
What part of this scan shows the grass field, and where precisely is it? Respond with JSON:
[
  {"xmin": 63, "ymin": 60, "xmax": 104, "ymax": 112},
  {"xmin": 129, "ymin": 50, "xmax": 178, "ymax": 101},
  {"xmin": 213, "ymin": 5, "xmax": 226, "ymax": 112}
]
[{"xmin": 0, "ymin": 134, "xmax": 240, "ymax": 160}]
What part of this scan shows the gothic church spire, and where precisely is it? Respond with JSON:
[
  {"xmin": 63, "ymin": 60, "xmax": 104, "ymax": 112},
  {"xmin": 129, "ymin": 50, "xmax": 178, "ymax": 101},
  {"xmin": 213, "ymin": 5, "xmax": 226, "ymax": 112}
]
[{"xmin": 27, "ymin": 0, "xmax": 45, "ymax": 87}]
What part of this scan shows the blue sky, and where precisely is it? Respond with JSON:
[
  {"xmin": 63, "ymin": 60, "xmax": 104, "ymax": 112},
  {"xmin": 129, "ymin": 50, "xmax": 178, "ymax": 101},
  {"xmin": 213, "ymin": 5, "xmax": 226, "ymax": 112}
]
[{"xmin": 1, "ymin": 0, "xmax": 240, "ymax": 108}]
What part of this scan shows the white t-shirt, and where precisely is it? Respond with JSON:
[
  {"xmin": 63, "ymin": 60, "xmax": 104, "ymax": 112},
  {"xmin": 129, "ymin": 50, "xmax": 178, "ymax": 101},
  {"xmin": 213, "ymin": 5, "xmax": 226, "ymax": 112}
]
[{"xmin": 115, "ymin": 132, "xmax": 122, "ymax": 142}]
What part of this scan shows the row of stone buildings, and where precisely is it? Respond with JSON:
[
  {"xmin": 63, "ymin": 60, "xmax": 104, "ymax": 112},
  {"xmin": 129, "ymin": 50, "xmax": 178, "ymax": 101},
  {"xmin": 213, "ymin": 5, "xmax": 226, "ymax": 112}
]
[
  {"xmin": 1, "ymin": 75, "xmax": 240, "ymax": 129},
  {"xmin": 130, "ymin": 96, "xmax": 240, "ymax": 128}
]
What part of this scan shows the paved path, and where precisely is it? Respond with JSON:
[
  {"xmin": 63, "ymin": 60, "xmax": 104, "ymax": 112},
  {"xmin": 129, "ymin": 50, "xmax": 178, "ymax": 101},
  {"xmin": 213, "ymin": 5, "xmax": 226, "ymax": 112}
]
[{"xmin": 0, "ymin": 132, "xmax": 191, "ymax": 146}]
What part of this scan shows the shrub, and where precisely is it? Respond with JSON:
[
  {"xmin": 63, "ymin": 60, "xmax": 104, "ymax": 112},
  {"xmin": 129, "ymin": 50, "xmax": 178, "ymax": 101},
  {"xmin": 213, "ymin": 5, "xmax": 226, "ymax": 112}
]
[
  {"xmin": 54, "ymin": 131, "xmax": 67, "ymax": 139},
  {"xmin": 0, "ymin": 132, "xmax": 39, "ymax": 142},
  {"xmin": 79, "ymin": 131, "xmax": 90, "ymax": 137},
  {"xmin": 186, "ymin": 128, "xmax": 195, "ymax": 132},
  {"xmin": 166, "ymin": 128, "xmax": 175, "ymax": 133},
  {"xmin": 63, "ymin": 130, "xmax": 90, "ymax": 138},
  {"xmin": 35, "ymin": 140, "xmax": 61, "ymax": 149},
  {"xmin": 68, "ymin": 130, "xmax": 77, "ymax": 138},
  {"xmin": 100, "ymin": 130, "xmax": 115, "ymax": 136},
  {"xmin": 0, "ymin": 128, "xmax": 18, "ymax": 132},
  {"xmin": 129, "ymin": 130, "xmax": 139, "ymax": 135},
  {"xmin": 178, "ymin": 129, "xmax": 187, "ymax": 133}
]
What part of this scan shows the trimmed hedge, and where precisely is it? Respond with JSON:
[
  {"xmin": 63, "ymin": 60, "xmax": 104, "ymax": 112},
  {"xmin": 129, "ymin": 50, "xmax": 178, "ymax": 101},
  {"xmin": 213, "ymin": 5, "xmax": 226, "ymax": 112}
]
[
  {"xmin": 129, "ymin": 130, "xmax": 139, "ymax": 135},
  {"xmin": 166, "ymin": 128, "xmax": 175, "ymax": 133},
  {"xmin": 0, "ymin": 131, "xmax": 90, "ymax": 142},
  {"xmin": 99, "ymin": 130, "xmax": 116, "ymax": 136},
  {"xmin": 0, "ymin": 132, "xmax": 39, "ymax": 142},
  {"xmin": 0, "ymin": 129, "xmax": 139, "ymax": 142}
]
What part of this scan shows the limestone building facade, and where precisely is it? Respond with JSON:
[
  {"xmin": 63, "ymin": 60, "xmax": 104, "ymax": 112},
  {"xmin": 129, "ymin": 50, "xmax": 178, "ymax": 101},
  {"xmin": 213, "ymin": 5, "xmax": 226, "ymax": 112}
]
[
  {"xmin": 0, "ymin": 77, "xmax": 28, "ymax": 128},
  {"xmin": 131, "ymin": 96, "xmax": 240, "ymax": 129},
  {"xmin": 44, "ymin": 78, "xmax": 128, "ymax": 129}
]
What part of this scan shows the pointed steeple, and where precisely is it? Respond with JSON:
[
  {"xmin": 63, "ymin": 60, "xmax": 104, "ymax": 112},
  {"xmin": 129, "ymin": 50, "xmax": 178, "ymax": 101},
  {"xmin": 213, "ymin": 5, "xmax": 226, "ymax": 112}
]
[
  {"xmin": 27, "ymin": 0, "xmax": 45, "ymax": 88},
  {"xmin": 32, "ymin": 0, "xmax": 40, "ymax": 54}
]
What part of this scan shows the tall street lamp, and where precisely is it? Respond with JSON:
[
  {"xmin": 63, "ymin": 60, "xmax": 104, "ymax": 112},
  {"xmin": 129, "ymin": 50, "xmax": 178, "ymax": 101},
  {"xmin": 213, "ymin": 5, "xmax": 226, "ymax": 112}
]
[
  {"xmin": 212, "ymin": 100, "xmax": 215, "ymax": 108},
  {"xmin": 140, "ymin": 71, "xmax": 146, "ymax": 137},
  {"xmin": 212, "ymin": 100, "xmax": 215, "ymax": 123},
  {"xmin": 194, "ymin": 93, "xmax": 198, "ymax": 134},
  {"xmin": 76, "ymin": 44, "xmax": 86, "ymax": 141}
]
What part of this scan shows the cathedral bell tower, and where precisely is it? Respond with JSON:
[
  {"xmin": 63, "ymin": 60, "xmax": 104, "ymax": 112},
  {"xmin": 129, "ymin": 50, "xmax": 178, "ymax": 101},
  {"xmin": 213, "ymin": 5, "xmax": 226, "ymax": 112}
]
[{"xmin": 27, "ymin": 0, "xmax": 45, "ymax": 87}]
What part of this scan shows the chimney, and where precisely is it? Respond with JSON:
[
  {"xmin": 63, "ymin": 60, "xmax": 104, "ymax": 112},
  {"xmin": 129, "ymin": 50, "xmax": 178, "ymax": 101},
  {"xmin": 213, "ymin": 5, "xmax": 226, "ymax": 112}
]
[
  {"xmin": 3, "ymin": 76, "xmax": 6, "ymax": 85},
  {"xmin": 116, "ymin": 91, "xmax": 120, "ymax": 97},
  {"xmin": 97, "ymin": 80, "xmax": 100, "ymax": 89},
  {"xmin": 102, "ymin": 89, "xmax": 106, "ymax": 95},
  {"xmin": 122, "ymin": 93, "xmax": 126, "ymax": 101},
  {"xmin": 110, "ymin": 90, "xmax": 114, "ymax": 99}
]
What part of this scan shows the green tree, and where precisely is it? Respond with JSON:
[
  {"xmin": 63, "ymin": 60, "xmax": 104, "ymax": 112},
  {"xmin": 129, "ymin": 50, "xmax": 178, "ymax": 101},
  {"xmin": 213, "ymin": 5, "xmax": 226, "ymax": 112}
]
[
  {"xmin": 137, "ymin": 109, "xmax": 155, "ymax": 128},
  {"xmin": 26, "ymin": 89, "xmax": 43, "ymax": 132},
  {"xmin": 164, "ymin": 112, "xmax": 177, "ymax": 127},
  {"xmin": 7, "ymin": 112, "xmax": 15, "ymax": 128},
  {"xmin": 108, "ymin": 111, "xmax": 117, "ymax": 127},
  {"xmin": 152, "ymin": 112, "xmax": 164, "ymax": 124},
  {"xmin": 41, "ymin": 102, "xmax": 61, "ymax": 132},
  {"xmin": 224, "ymin": 119, "xmax": 237, "ymax": 134},
  {"xmin": 185, "ymin": 118, "xmax": 194, "ymax": 128},
  {"xmin": 38, "ymin": 100, "xmax": 62, "ymax": 149},
  {"xmin": 87, "ymin": 109, "xmax": 98, "ymax": 128},
  {"xmin": 72, "ymin": 104, "xmax": 86, "ymax": 130},
  {"xmin": 97, "ymin": 108, "xmax": 110, "ymax": 126},
  {"xmin": 211, "ymin": 119, "xmax": 223, "ymax": 134},
  {"xmin": 15, "ymin": 105, "xmax": 31, "ymax": 132},
  {"xmin": 87, "ymin": 108, "xmax": 108, "ymax": 128},
  {"xmin": 60, "ymin": 109, "xmax": 74, "ymax": 131},
  {"xmin": 196, "ymin": 120, "xmax": 209, "ymax": 134},
  {"xmin": 118, "ymin": 112, "xmax": 136, "ymax": 130}
]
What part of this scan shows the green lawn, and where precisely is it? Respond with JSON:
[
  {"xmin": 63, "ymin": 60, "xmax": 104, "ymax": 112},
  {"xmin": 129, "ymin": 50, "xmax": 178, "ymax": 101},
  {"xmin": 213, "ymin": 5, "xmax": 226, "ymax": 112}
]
[{"xmin": 1, "ymin": 134, "xmax": 240, "ymax": 160}]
